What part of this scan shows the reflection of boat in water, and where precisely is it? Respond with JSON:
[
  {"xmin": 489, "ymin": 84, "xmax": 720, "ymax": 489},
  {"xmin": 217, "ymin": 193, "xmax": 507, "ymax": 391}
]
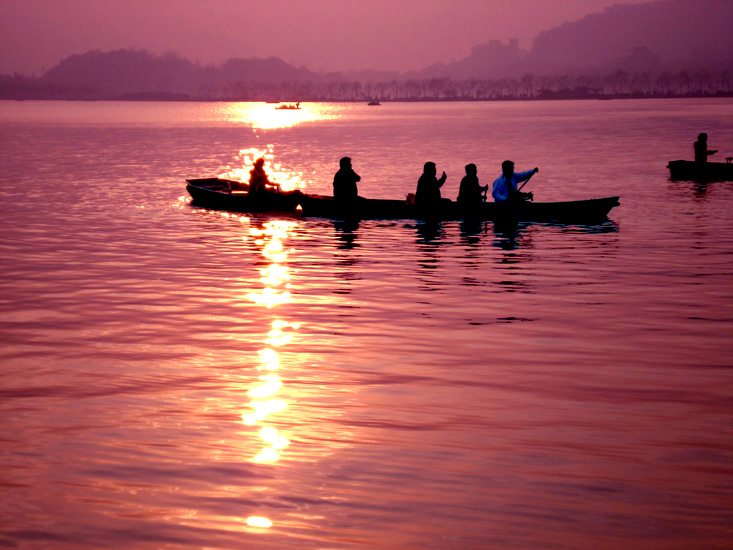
[
  {"xmin": 367, "ymin": 100, "xmax": 381, "ymax": 106},
  {"xmin": 275, "ymin": 103, "xmax": 301, "ymax": 110},
  {"xmin": 186, "ymin": 178, "xmax": 620, "ymax": 223},
  {"xmin": 667, "ymin": 159, "xmax": 733, "ymax": 182}
]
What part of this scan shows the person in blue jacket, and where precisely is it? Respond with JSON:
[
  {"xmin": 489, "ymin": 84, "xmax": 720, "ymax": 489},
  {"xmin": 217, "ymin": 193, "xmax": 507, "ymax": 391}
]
[{"xmin": 492, "ymin": 160, "xmax": 537, "ymax": 203}]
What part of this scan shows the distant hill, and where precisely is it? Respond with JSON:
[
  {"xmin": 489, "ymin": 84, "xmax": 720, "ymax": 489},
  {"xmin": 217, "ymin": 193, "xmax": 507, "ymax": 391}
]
[
  {"xmin": 528, "ymin": 0, "xmax": 732, "ymax": 74},
  {"xmin": 221, "ymin": 57, "xmax": 321, "ymax": 83},
  {"xmin": 42, "ymin": 49, "xmax": 333, "ymax": 97},
  {"xmin": 414, "ymin": 39, "xmax": 527, "ymax": 80},
  {"xmin": 409, "ymin": 0, "xmax": 731, "ymax": 80},
  {"xmin": 44, "ymin": 49, "xmax": 205, "ymax": 95}
]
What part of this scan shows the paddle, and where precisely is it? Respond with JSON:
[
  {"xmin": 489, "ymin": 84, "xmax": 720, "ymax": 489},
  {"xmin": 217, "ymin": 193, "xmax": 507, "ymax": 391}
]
[
  {"xmin": 518, "ymin": 168, "xmax": 537, "ymax": 191},
  {"xmin": 517, "ymin": 168, "xmax": 538, "ymax": 201}
]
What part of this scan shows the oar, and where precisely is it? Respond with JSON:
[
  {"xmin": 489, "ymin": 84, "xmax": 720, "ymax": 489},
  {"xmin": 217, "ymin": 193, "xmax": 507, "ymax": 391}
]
[
  {"xmin": 518, "ymin": 169, "xmax": 537, "ymax": 191},
  {"xmin": 517, "ymin": 169, "xmax": 537, "ymax": 201}
]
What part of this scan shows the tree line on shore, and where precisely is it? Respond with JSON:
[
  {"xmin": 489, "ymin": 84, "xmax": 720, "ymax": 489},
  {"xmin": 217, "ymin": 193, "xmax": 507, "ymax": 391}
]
[
  {"xmin": 2, "ymin": 46, "xmax": 730, "ymax": 102},
  {"xmin": 211, "ymin": 70, "xmax": 731, "ymax": 101},
  {"xmin": 3, "ymin": 68, "xmax": 730, "ymax": 102}
]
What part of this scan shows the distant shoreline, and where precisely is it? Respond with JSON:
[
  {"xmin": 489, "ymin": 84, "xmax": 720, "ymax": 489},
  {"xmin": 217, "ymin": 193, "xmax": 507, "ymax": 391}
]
[{"xmin": 6, "ymin": 92, "xmax": 733, "ymax": 103}]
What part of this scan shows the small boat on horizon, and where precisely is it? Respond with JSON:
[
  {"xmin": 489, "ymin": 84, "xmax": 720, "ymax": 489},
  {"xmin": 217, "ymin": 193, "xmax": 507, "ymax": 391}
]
[
  {"xmin": 367, "ymin": 100, "xmax": 381, "ymax": 106},
  {"xmin": 275, "ymin": 102, "xmax": 301, "ymax": 110}
]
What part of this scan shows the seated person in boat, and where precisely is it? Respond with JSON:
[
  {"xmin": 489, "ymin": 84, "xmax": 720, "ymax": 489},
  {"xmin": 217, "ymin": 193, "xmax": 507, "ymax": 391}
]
[
  {"xmin": 415, "ymin": 162, "xmax": 448, "ymax": 207},
  {"xmin": 333, "ymin": 157, "xmax": 361, "ymax": 202},
  {"xmin": 492, "ymin": 160, "xmax": 537, "ymax": 203},
  {"xmin": 248, "ymin": 157, "xmax": 272, "ymax": 195},
  {"xmin": 694, "ymin": 133, "xmax": 717, "ymax": 164},
  {"xmin": 457, "ymin": 164, "xmax": 488, "ymax": 206}
]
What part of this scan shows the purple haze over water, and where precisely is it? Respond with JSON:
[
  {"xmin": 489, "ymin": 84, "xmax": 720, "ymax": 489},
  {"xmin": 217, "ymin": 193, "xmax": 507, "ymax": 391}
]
[{"xmin": 0, "ymin": 99, "xmax": 731, "ymax": 549}]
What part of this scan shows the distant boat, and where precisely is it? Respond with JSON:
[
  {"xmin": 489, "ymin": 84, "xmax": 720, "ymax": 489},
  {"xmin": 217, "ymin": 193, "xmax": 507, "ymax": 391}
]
[
  {"xmin": 667, "ymin": 159, "xmax": 733, "ymax": 182},
  {"xmin": 367, "ymin": 100, "xmax": 381, "ymax": 106},
  {"xmin": 275, "ymin": 102, "xmax": 301, "ymax": 110}
]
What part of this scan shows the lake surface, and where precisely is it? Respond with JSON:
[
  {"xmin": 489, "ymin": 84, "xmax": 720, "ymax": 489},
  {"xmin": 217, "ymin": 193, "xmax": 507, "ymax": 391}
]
[{"xmin": 0, "ymin": 99, "xmax": 731, "ymax": 549}]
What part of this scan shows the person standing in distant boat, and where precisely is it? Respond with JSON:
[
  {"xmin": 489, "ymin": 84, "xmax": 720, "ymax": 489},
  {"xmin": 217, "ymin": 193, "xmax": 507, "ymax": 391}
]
[
  {"xmin": 415, "ymin": 162, "xmax": 447, "ymax": 207},
  {"xmin": 492, "ymin": 160, "xmax": 537, "ymax": 203},
  {"xmin": 694, "ymin": 133, "xmax": 717, "ymax": 164},
  {"xmin": 457, "ymin": 163, "xmax": 488, "ymax": 206},
  {"xmin": 249, "ymin": 157, "xmax": 272, "ymax": 195},
  {"xmin": 333, "ymin": 157, "xmax": 361, "ymax": 201}
]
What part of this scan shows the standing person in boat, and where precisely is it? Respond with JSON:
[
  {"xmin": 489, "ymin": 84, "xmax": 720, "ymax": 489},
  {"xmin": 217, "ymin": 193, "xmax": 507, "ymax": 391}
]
[
  {"xmin": 415, "ymin": 162, "xmax": 447, "ymax": 207},
  {"xmin": 333, "ymin": 157, "xmax": 361, "ymax": 202},
  {"xmin": 694, "ymin": 133, "xmax": 717, "ymax": 164},
  {"xmin": 248, "ymin": 157, "xmax": 272, "ymax": 195},
  {"xmin": 457, "ymin": 163, "xmax": 488, "ymax": 206},
  {"xmin": 492, "ymin": 160, "xmax": 538, "ymax": 203}
]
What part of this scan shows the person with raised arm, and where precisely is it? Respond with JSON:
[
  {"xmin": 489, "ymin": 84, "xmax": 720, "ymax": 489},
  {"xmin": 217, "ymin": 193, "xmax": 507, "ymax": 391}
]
[
  {"xmin": 415, "ymin": 162, "xmax": 447, "ymax": 207},
  {"xmin": 491, "ymin": 160, "xmax": 538, "ymax": 203}
]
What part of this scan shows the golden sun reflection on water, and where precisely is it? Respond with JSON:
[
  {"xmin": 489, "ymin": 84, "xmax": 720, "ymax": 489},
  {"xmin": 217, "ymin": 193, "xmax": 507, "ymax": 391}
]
[
  {"xmin": 223, "ymin": 102, "xmax": 333, "ymax": 130},
  {"xmin": 242, "ymin": 220, "xmax": 300, "ymax": 530},
  {"xmin": 246, "ymin": 516, "xmax": 273, "ymax": 528}
]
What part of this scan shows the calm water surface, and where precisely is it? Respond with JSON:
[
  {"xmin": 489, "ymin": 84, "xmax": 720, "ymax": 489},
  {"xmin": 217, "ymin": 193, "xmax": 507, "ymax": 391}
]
[{"xmin": 0, "ymin": 99, "xmax": 732, "ymax": 549}]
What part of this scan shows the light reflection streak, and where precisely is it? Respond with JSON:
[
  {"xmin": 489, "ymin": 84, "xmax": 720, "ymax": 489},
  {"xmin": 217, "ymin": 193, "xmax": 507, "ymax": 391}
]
[
  {"xmin": 246, "ymin": 287, "xmax": 292, "ymax": 308},
  {"xmin": 246, "ymin": 516, "xmax": 273, "ymax": 528},
  {"xmin": 247, "ymin": 375, "xmax": 283, "ymax": 398},
  {"xmin": 242, "ymin": 220, "xmax": 300, "ymax": 529},
  {"xmin": 257, "ymin": 348, "xmax": 279, "ymax": 371}
]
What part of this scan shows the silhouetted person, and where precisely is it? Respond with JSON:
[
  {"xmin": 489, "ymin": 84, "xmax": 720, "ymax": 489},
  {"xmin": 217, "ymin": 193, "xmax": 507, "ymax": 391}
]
[
  {"xmin": 248, "ymin": 157, "xmax": 272, "ymax": 195},
  {"xmin": 415, "ymin": 162, "xmax": 447, "ymax": 207},
  {"xmin": 694, "ymin": 133, "xmax": 717, "ymax": 164},
  {"xmin": 492, "ymin": 160, "xmax": 538, "ymax": 203},
  {"xmin": 457, "ymin": 163, "xmax": 488, "ymax": 206},
  {"xmin": 333, "ymin": 157, "xmax": 361, "ymax": 202}
]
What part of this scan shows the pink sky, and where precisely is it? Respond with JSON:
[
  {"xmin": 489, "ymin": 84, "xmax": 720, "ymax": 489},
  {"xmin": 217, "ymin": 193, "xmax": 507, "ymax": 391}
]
[{"xmin": 1, "ymin": 0, "xmax": 654, "ymax": 75}]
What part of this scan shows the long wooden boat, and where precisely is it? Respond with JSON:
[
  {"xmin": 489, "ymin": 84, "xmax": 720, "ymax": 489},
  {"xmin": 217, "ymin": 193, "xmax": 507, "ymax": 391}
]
[
  {"xmin": 186, "ymin": 178, "xmax": 620, "ymax": 223},
  {"xmin": 667, "ymin": 159, "xmax": 733, "ymax": 182}
]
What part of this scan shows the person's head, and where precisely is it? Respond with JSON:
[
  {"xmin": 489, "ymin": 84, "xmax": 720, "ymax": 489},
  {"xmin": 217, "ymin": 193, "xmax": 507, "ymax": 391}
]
[
  {"xmin": 339, "ymin": 157, "xmax": 352, "ymax": 169},
  {"xmin": 465, "ymin": 163, "xmax": 477, "ymax": 176},
  {"xmin": 697, "ymin": 133, "xmax": 708, "ymax": 142},
  {"xmin": 423, "ymin": 162, "xmax": 436, "ymax": 176},
  {"xmin": 502, "ymin": 160, "xmax": 514, "ymax": 178},
  {"xmin": 254, "ymin": 157, "xmax": 265, "ymax": 168}
]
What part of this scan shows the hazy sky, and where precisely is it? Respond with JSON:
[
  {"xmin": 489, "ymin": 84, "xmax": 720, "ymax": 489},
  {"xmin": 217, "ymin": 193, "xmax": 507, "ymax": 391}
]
[{"xmin": 1, "ymin": 0, "xmax": 655, "ymax": 75}]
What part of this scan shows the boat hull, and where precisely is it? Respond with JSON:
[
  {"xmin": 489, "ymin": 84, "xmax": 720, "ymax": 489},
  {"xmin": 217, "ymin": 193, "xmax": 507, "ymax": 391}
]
[
  {"xmin": 667, "ymin": 160, "xmax": 733, "ymax": 182},
  {"xmin": 186, "ymin": 179, "xmax": 620, "ymax": 223}
]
